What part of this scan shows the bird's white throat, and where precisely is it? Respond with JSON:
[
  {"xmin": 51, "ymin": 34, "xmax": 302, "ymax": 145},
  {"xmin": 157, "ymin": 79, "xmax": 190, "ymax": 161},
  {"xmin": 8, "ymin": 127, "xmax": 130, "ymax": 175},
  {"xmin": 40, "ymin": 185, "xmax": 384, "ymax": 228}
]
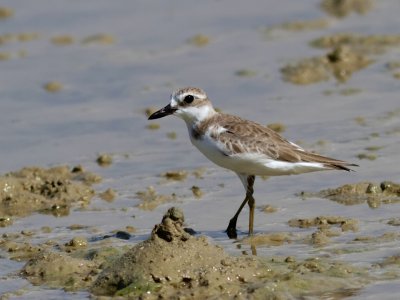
[{"xmin": 174, "ymin": 103, "xmax": 216, "ymax": 125}]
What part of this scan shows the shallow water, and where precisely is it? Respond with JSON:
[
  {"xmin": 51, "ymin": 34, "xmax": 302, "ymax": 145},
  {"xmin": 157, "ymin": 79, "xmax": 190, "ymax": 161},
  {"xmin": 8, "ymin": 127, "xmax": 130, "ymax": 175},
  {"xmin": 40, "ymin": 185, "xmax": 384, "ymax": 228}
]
[{"xmin": 1, "ymin": 0, "xmax": 400, "ymax": 298}]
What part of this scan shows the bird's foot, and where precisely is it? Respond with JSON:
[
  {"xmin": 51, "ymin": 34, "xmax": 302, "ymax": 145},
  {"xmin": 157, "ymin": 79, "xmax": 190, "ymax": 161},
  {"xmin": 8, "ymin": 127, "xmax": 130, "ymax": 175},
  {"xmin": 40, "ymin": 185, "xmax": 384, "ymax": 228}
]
[{"xmin": 226, "ymin": 218, "xmax": 238, "ymax": 239}]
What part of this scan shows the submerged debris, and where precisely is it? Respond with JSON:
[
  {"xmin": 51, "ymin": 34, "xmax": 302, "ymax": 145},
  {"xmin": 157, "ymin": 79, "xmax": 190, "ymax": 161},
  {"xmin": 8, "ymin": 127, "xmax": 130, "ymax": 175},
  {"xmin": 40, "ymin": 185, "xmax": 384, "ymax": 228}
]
[
  {"xmin": 43, "ymin": 81, "xmax": 63, "ymax": 93},
  {"xmin": 135, "ymin": 186, "xmax": 177, "ymax": 210},
  {"xmin": 162, "ymin": 170, "xmax": 188, "ymax": 181},
  {"xmin": 146, "ymin": 123, "xmax": 160, "ymax": 130},
  {"xmin": 96, "ymin": 154, "xmax": 113, "ymax": 167},
  {"xmin": 235, "ymin": 69, "xmax": 258, "ymax": 77},
  {"xmin": 50, "ymin": 35, "xmax": 74, "ymax": 45},
  {"xmin": 187, "ymin": 34, "xmax": 210, "ymax": 47},
  {"xmin": 190, "ymin": 186, "xmax": 203, "ymax": 198},
  {"xmin": 267, "ymin": 122, "xmax": 286, "ymax": 133},
  {"xmin": 82, "ymin": 34, "xmax": 115, "ymax": 45},
  {"xmin": 98, "ymin": 188, "xmax": 116, "ymax": 202}
]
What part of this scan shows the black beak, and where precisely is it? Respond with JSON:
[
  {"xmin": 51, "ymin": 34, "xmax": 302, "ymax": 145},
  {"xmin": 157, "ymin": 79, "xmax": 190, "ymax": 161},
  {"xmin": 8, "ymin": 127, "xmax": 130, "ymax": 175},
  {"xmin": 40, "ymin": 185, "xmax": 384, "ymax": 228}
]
[{"xmin": 148, "ymin": 103, "xmax": 176, "ymax": 120}]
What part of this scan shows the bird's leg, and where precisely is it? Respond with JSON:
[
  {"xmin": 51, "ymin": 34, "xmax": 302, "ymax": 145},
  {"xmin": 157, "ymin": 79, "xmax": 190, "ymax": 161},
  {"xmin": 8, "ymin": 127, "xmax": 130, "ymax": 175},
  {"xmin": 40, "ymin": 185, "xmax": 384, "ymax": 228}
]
[
  {"xmin": 246, "ymin": 176, "xmax": 255, "ymax": 236},
  {"xmin": 226, "ymin": 196, "xmax": 249, "ymax": 239},
  {"xmin": 226, "ymin": 175, "xmax": 255, "ymax": 239}
]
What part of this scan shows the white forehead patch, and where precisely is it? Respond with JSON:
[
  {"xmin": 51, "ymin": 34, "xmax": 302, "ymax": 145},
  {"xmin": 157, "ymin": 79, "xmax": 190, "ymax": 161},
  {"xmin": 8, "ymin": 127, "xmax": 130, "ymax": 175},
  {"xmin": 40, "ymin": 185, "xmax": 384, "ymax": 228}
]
[{"xmin": 170, "ymin": 97, "xmax": 178, "ymax": 107}]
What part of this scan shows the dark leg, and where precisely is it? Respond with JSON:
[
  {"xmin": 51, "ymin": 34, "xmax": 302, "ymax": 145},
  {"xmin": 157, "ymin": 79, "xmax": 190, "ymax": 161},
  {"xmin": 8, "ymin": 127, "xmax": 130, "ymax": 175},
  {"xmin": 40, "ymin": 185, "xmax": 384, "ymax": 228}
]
[
  {"xmin": 226, "ymin": 175, "xmax": 255, "ymax": 239},
  {"xmin": 247, "ymin": 176, "xmax": 255, "ymax": 236},
  {"xmin": 248, "ymin": 194, "xmax": 255, "ymax": 236}
]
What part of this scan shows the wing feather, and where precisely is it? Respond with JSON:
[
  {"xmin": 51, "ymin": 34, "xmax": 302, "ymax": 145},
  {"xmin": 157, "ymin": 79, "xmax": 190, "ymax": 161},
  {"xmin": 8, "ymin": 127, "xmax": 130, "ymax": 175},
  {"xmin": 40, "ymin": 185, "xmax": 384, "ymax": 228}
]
[{"xmin": 201, "ymin": 113, "xmax": 357, "ymax": 171}]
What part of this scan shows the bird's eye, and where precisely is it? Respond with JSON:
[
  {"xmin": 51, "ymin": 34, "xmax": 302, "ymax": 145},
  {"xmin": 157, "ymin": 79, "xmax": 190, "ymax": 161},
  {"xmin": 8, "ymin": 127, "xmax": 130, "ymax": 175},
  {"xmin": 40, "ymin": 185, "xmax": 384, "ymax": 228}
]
[{"xmin": 184, "ymin": 95, "xmax": 194, "ymax": 104}]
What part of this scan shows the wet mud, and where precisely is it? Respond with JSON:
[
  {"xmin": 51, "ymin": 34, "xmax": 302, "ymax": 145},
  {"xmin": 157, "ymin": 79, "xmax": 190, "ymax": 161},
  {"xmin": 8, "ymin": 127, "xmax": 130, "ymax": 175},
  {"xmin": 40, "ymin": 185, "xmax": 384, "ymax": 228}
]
[
  {"xmin": 320, "ymin": 0, "xmax": 373, "ymax": 18},
  {"xmin": 0, "ymin": 166, "xmax": 100, "ymax": 226},
  {"xmin": 301, "ymin": 181, "xmax": 400, "ymax": 207},
  {"xmin": 281, "ymin": 30, "xmax": 400, "ymax": 84},
  {"xmin": 1, "ymin": 202, "xmax": 399, "ymax": 298},
  {"xmin": 1, "ymin": 1, "xmax": 400, "ymax": 299},
  {"xmin": 90, "ymin": 208, "xmax": 373, "ymax": 298}
]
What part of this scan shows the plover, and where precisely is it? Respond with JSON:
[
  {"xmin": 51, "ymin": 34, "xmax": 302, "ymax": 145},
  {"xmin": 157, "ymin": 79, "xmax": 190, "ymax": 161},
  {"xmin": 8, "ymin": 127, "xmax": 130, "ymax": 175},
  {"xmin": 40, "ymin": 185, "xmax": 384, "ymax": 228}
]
[{"xmin": 148, "ymin": 87, "xmax": 358, "ymax": 239}]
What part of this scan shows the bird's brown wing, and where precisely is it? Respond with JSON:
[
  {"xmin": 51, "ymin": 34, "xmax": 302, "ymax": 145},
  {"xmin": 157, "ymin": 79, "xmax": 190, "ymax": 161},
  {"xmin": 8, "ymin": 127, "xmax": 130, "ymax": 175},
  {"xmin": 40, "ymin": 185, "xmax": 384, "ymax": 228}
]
[{"xmin": 206, "ymin": 113, "xmax": 357, "ymax": 171}]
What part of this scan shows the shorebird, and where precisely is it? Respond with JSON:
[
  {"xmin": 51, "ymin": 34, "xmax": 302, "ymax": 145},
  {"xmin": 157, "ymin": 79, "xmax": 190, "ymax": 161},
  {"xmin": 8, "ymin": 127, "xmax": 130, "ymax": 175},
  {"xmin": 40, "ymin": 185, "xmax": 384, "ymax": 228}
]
[{"xmin": 148, "ymin": 87, "xmax": 357, "ymax": 238}]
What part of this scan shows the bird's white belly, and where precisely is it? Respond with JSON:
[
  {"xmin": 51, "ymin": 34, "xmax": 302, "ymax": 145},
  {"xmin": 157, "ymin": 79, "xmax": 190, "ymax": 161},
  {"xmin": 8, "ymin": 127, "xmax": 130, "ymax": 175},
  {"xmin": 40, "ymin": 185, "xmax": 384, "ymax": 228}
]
[{"xmin": 191, "ymin": 134, "xmax": 327, "ymax": 176}]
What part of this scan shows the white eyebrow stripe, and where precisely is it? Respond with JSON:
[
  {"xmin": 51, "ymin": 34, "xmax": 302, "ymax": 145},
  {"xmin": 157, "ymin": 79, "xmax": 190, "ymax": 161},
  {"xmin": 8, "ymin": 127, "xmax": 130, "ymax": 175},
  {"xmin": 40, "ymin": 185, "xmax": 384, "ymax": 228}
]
[{"xmin": 180, "ymin": 91, "xmax": 206, "ymax": 100}]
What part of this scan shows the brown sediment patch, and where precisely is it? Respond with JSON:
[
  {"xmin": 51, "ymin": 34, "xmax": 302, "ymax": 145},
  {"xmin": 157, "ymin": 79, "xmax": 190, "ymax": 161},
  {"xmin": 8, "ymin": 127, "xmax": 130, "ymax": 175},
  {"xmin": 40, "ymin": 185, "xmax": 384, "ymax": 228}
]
[
  {"xmin": 143, "ymin": 106, "xmax": 159, "ymax": 118},
  {"xmin": 18, "ymin": 32, "xmax": 40, "ymax": 42},
  {"xmin": 265, "ymin": 18, "xmax": 329, "ymax": 34},
  {"xmin": 146, "ymin": 123, "xmax": 160, "ymax": 130},
  {"xmin": 282, "ymin": 33, "xmax": 400, "ymax": 85},
  {"xmin": 0, "ymin": 166, "xmax": 98, "ymax": 224},
  {"xmin": 0, "ymin": 32, "xmax": 39, "ymax": 45},
  {"xmin": 320, "ymin": 0, "xmax": 373, "ymax": 18},
  {"xmin": 135, "ymin": 186, "xmax": 177, "ymax": 210},
  {"xmin": 353, "ymin": 233, "xmax": 400, "ymax": 246},
  {"xmin": 323, "ymin": 87, "xmax": 362, "ymax": 96},
  {"xmin": 0, "ymin": 7, "xmax": 14, "ymax": 19},
  {"xmin": 50, "ymin": 35, "xmax": 75, "ymax": 45},
  {"xmin": 301, "ymin": 181, "xmax": 400, "ymax": 207},
  {"xmin": 96, "ymin": 154, "xmax": 112, "ymax": 167},
  {"xmin": 43, "ymin": 81, "xmax": 63, "ymax": 93},
  {"xmin": 354, "ymin": 116, "xmax": 367, "ymax": 126},
  {"xmin": 235, "ymin": 69, "xmax": 258, "ymax": 77},
  {"xmin": 190, "ymin": 185, "xmax": 203, "ymax": 198},
  {"xmin": 65, "ymin": 236, "xmax": 88, "ymax": 250},
  {"xmin": 281, "ymin": 56, "xmax": 330, "ymax": 84},
  {"xmin": 166, "ymin": 131, "xmax": 177, "ymax": 139},
  {"xmin": 357, "ymin": 153, "xmax": 377, "ymax": 160},
  {"xmin": 311, "ymin": 33, "xmax": 400, "ymax": 53},
  {"xmin": 259, "ymin": 204, "xmax": 278, "ymax": 213},
  {"xmin": 288, "ymin": 216, "xmax": 358, "ymax": 247},
  {"xmin": 0, "ymin": 52, "xmax": 11, "ymax": 60},
  {"xmin": 192, "ymin": 167, "xmax": 206, "ymax": 179},
  {"xmin": 187, "ymin": 34, "xmax": 210, "ymax": 47},
  {"xmin": 161, "ymin": 170, "xmax": 188, "ymax": 181},
  {"xmin": 242, "ymin": 232, "xmax": 291, "ymax": 247},
  {"xmin": 267, "ymin": 122, "xmax": 286, "ymax": 133},
  {"xmin": 281, "ymin": 45, "xmax": 371, "ymax": 84},
  {"xmin": 98, "ymin": 188, "xmax": 116, "ymax": 202},
  {"xmin": 288, "ymin": 216, "xmax": 359, "ymax": 232},
  {"xmin": 0, "ymin": 239, "xmax": 44, "ymax": 261},
  {"xmin": 364, "ymin": 145, "xmax": 383, "ymax": 152},
  {"xmin": 81, "ymin": 34, "xmax": 115, "ymax": 45},
  {"xmin": 279, "ymin": 18, "xmax": 329, "ymax": 31}
]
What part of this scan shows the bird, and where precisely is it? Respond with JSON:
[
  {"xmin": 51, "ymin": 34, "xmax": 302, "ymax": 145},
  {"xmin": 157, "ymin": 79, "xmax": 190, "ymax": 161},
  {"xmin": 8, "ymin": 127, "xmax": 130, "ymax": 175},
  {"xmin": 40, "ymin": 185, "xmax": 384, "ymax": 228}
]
[{"xmin": 148, "ymin": 87, "xmax": 358, "ymax": 239}]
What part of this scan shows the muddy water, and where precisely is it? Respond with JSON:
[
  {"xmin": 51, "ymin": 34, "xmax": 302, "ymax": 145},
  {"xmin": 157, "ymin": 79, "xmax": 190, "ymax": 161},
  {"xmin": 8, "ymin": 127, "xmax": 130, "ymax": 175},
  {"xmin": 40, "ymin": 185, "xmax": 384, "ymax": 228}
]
[{"xmin": 1, "ymin": 0, "xmax": 400, "ymax": 299}]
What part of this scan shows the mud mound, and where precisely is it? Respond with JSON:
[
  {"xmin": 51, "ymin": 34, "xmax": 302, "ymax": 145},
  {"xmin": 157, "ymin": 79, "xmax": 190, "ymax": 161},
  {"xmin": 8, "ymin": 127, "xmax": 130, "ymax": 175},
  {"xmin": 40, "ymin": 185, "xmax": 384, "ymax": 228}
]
[{"xmin": 91, "ymin": 207, "xmax": 266, "ymax": 298}]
